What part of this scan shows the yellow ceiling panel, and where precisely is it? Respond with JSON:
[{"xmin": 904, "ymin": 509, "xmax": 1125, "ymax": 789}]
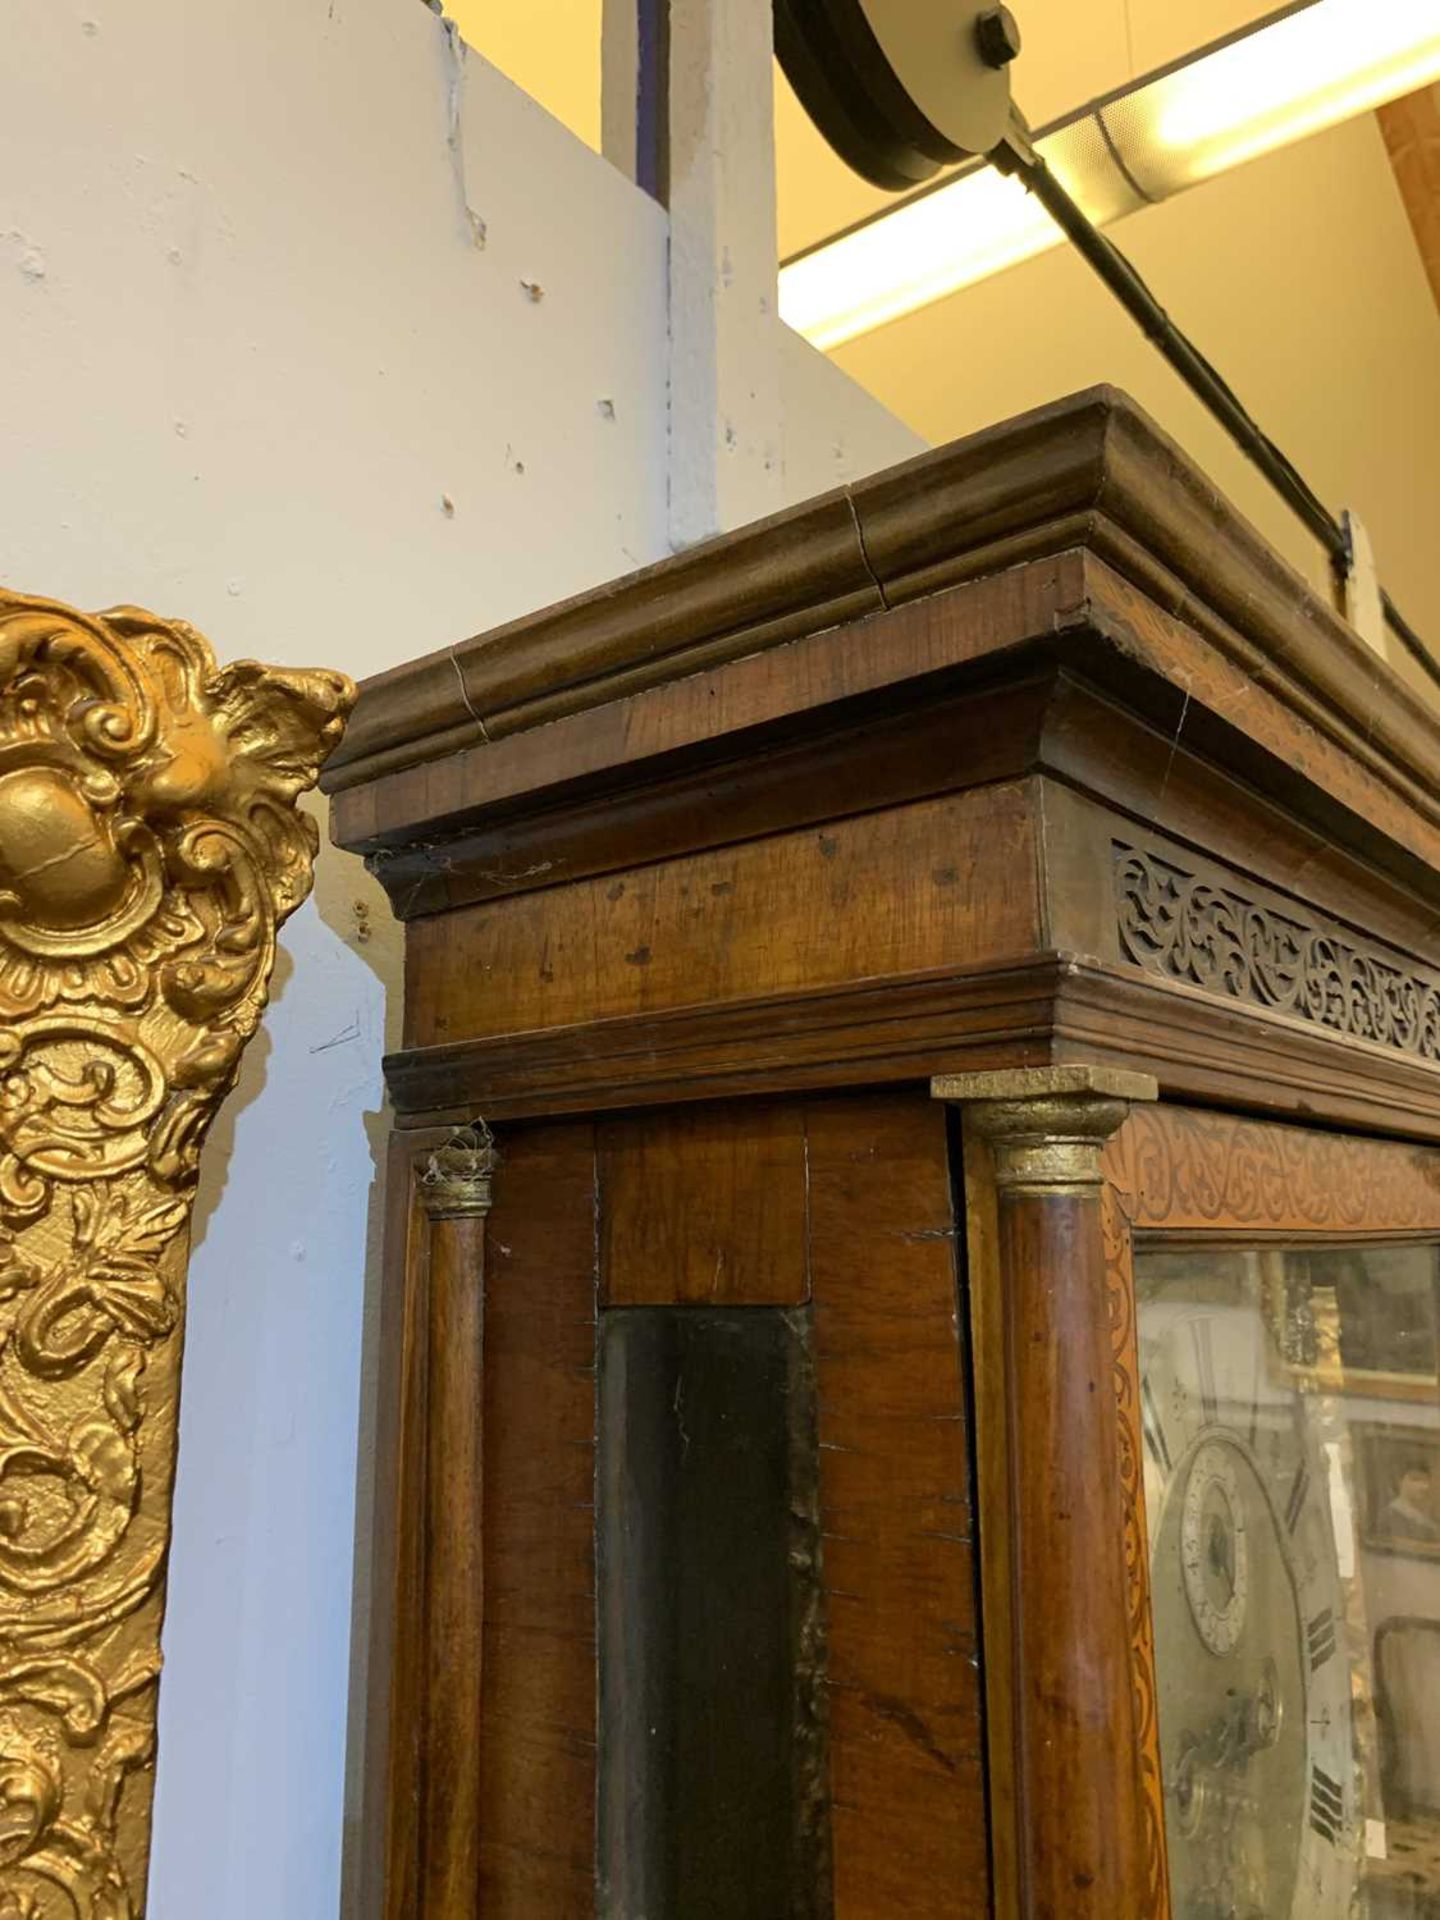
[
  {"xmin": 446, "ymin": 0, "xmax": 603, "ymax": 152},
  {"xmin": 1010, "ymin": 0, "xmax": 1134, "ymax": 124},
  {"xmin": 1128, "ymin": 0, "xmax": 1307, "ymax": 79}
]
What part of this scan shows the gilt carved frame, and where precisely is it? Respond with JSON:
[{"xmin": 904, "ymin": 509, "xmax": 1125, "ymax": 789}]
[{"xmin": 0, "ymin": 590, "xmax": 351, "ymax": 1917}]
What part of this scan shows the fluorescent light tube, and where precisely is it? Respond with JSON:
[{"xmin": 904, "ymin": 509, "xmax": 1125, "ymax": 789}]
[
  {"xmin": 1148, "ymin": 0, "xmax": 1440, "ymax": 183},
  {"xmin": 779, "ymin": 163, "xmax": 1063, "ymax": 351}
]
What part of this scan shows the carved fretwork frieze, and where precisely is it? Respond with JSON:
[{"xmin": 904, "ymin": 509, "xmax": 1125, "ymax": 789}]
[
  {"xmin": 1114, "ymin": 843, "xmax": 1440, "ymax": 1063},
  {"xmin": 0, "ymin": 590, "xmax": 351, "ymax": 1916}
]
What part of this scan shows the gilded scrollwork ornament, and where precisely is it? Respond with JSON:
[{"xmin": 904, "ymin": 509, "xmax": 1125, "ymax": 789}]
[{"xmin": 0, "ymin": 589, "xmax": 352, "ymax": 1915}]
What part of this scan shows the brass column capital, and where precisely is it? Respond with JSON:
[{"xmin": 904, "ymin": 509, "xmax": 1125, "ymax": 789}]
[
  {"xmin": 932, "ymin": 1065, "xmax": 1158, "ymax": 1196},
  {"xmin": 421, "ymin": 1124, "xmax": 499, "ymax": 1220}
]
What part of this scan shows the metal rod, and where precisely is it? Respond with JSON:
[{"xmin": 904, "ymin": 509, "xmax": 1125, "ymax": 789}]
[{"xmin": 995, "ymin": 128, "xmax": 1440, "ymax": 692}]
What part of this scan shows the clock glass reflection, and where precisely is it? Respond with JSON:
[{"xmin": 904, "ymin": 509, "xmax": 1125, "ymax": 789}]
[{"xmin": 1136, "ymin": 1242, "xmax": 1440, "ymax": 1919}]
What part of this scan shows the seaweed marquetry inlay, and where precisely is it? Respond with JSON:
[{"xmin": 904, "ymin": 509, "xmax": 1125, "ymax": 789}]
[
  {"xmin": 1115, "ymin": 843, "xmax": 1440, "ymax": 1062},
  {"xmin": 0, "ymin": 591, "xmax": 351, "ymax": 1916}
]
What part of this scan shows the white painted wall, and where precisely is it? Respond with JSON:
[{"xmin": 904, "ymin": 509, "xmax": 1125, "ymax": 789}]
[
  {"xmin": 0, "ymin": 3, "xmax": 920, "ymax": 1913},
  {"xmin": 780, "ymin": 321, "xmax": 927, "ymax": 496}
]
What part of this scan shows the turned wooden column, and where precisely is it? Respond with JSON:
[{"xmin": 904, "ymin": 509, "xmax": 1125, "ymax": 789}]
[
  {"xmin": 934, "ymin": 1067, "xmax": 1158, "ymax": 1920},
  {"xmin": 418, "ymin": 1127, "xmax": 498, "ymax": 1917}
]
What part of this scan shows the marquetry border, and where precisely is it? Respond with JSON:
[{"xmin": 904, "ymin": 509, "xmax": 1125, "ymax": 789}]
[
  {"xmin": 1105, "ymin": 1104, "xmax": 1440, "ymax": 1236},
  {"xmin": 959, "ymin": 1126, "xmax": 1021, "ymax": 1920},
  {"xmin": 1100, "ymin": 1104, "xmax": 1440, "ymax": 1920},
  {"xmin": 1102, "ymin": 1186, "xmax": 1171, "ymax": 1919}
]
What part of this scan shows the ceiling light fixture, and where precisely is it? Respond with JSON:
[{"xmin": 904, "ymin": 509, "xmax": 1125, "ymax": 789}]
[
  {"xmin": 1149, "ymin": 0, "xmax": 1440, "ymax": 181},
  {"xmin": 780, "ymin": 164, "xmax": 1062, "ymax": 349},
  {"xmin": 780, "ymin": 0, "xmax": 1440, "ymax": 351}
]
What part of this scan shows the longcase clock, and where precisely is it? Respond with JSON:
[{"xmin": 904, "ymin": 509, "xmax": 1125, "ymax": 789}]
[{"xmin": 324, "ymin": 388, "xmax": 1440, "ymax": 1920}]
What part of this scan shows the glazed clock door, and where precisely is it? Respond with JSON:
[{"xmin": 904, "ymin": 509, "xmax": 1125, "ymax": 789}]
[
  {"xmin": 1137, "ymin": 1248, "xmax": 1362, "ymax": 1917},
  {"xmin": 1109, "ymin": 1108, "xmax": 1440, "ymax": 1920}
]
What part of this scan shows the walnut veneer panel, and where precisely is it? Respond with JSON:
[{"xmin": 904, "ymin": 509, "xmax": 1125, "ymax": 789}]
[
  {"xmin": 598, "ymin": 1101, "xmax": 811, "ymax": 1306},
  {"xmin": 406, "ymin": 783, "xmax": 1040, "ymax": 1049},
  {"xmin": 807, "ymin": 1090, "xmax": 988, "ymax": 1915},
  {"xmin": 477, "ymin": 1123, "xmax": 599, "ymax": 1916}
]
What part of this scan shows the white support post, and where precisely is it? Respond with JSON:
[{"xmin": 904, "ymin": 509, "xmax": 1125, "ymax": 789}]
[
  {"xmin": 1341, "ymin": 508, "xmax": 1386, "ymax": 657},
  {"xmin": 665, "ymin": 0, "xmax": 785, "ymax": 549},
  {"xmin": 602, "ymin": 0, "xmax": 646, "ymax": 187}
]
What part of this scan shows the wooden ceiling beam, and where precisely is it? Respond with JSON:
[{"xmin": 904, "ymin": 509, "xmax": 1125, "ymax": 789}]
[{"xmin": 1379, "ymin": 84, "xmax": 1440, "ymax": 316}]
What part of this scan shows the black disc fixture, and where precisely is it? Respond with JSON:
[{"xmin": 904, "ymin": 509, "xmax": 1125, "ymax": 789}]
[{"xmin": 774, "ymin": 0, "xmax": 1017, "ymax": 189}]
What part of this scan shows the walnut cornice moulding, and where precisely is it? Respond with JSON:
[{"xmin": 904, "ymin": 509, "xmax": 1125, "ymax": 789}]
[
  {"xmin": 0, "ymin": 589, "xmax": 352, "ymax": 1917},
  {"xmin": 320, "ymin": 387, "xmax": 1440, "ymax": 831}
]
